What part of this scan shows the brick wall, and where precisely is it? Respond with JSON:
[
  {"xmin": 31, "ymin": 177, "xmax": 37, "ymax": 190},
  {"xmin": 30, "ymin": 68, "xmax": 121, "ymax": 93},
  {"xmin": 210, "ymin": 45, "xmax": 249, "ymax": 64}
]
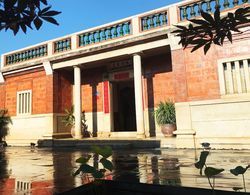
[
  {"xmin": 0, "ymin": 84, "xmax": 5, "ymax": 109},
  {"xmin": 82, "ymin": 67, "xmax": 104, "ymax": 113},
  {"xmin": 171, "ymin": 37, "xmax": 250, "ymax": 103},
  {"xmin": 3, "ymin": 68, "xmax": 53, "ymax": 116},
  {"xmin": 53, "ymin": 70, "xmax": 73, "ymax": 113},
  {"xmin": 143, "ymin": 53, "xmax": 175, "ymax": 109},
  {"xmin": 184, "ymin": 45, "xmax": 220, "ymax": 101}
]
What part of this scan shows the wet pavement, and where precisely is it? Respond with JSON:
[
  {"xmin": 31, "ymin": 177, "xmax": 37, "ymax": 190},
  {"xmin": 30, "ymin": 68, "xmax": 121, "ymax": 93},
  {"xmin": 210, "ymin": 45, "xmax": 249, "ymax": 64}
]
[{"xmin": 0, "ymin": 147, "xmax": 250, "ymax": 194}]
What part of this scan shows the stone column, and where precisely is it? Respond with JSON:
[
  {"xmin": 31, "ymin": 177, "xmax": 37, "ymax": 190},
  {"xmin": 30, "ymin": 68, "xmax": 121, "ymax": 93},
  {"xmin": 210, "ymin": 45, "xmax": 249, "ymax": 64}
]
[
  {"xmin": 133, "ymin": 53, "xmax": 146, "ymax": 138},
  {"xmin": 74, "ymin": 66, "xmax": 82, "ymax": 139}
]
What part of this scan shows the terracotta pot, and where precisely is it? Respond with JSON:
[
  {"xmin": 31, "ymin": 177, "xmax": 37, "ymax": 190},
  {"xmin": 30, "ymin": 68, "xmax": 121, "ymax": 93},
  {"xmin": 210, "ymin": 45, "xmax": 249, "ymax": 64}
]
[
  {"xmin": 161, "ymin": 124, "xmax": 176, "ymax": 137},
  {"xmin": 71, "ymin": 126, "xmax": 75, "ymax": 138}
]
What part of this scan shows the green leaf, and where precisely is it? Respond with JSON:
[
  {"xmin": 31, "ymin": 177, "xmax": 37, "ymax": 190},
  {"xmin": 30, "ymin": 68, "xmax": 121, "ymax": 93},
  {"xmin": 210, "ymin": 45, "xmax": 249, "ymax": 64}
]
[
  {"xmin": 34, "ymin": 17, "xmax": 43, "ymax": 30},
  {"xmin": 171, "ymin": 29, "xmax": 184, "ymax": 34},
  {"xmin": 40, "ymin": 0, "xmax": 48, "ymax": 5},
  {"xmin": 92, "ymin": 170, "xmax": 104, "ymax": 179},
  {"xmin": 39, "ymin": 6, "xmax": 52, "ymax": 15},
  {"xmin": 41, "ymin": 16, "xmax": 59, "ymax": 25},
  {"xmin": 91, "ymin": 146, "xmax": 112, "ymax": 158},
  {"xmin": 230, "ymin": 166, "xmax": 249, "ymax": 176},
  {"xmin": 227, "ymin": 31, "xmax": 232, "ymax": 43},
  {"xmin": 191, "ymin": 39, "xmax": 207, "ymax": 53},
  {"xmin": 201, "ymin": 11, "xmax": 215, "ymax": 25},
  {"xmin": 195, "ymin": 151, "xmax": 209, "ymax": 175},
  {"xmin": 173, "ymin": 25, "xmax": 187, "ymax": 30},
  {"xmin": 42, "ymin": 10, "xmax": 61, "ymax": 17},
  {"xmin": 189, "ymin": 19, "xmax": 209, "ymax": 26},
  {"xmin": 79, "ymin": 164, "xmax": 97, "ymax": 174},
  {"xmin": 75, "ymin": 155, "xmax": 91, "ymax": 164},
  {"xmin": 100, "ymin": 158, "xmax": 113, "ymax": 172},
  {"xmin": 73, "ymin": 167, "xmax": 81, "ymax": 176},
  {"xmin": 214, "ymin": 7, "xmax": 221, "ymax": 23},
  {"xmin": 20, "ymin": 23, "xmax": 27, "ymax": 34},
  {"xmin": 205, "ymin": 167, "xmax": 224, "ymax": 178},
  {"xmin": 204, "ymin": 42, "xmax": 211, "ymax": 54}
]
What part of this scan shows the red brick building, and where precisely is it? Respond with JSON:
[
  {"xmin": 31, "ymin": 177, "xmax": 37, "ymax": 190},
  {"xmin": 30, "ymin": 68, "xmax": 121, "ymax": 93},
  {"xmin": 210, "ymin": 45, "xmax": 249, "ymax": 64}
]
[{"xmin": 0, "ymin": 0, "xmax": 250, "ymax": 148}]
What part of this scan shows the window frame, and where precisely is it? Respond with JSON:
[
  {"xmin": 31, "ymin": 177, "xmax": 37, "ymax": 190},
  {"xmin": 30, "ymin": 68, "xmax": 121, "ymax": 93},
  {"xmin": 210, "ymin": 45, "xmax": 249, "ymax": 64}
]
[
  {"xmin": 217, "ymin": 55, "xmax": 250, "ymax": 96},
  {"xmin": 16, "ymin": 90, "xmax": 32, "ymax": 115}
]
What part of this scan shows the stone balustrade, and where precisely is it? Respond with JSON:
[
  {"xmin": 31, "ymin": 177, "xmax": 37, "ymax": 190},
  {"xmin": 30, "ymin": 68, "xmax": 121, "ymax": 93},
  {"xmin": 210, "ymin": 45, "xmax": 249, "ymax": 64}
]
[
  {"xmin": 2, "ymin": 0, "xmax": 249, "ymax": 66},
  {"xmin": 141, "ymin": 11, "xmax": 168, "ymax": 31},
  {"xmin": 179, "ymin": 0, "xmax": 249, "ymax": 21},
  {"xmin": 5, "ymin": 45, "xmax": 47, "ymax": 65},
  {"xmin": 54, "ymin": 38, "xmax": 71, "ymax": 53},
  {"xmin": 78, "ymin": 21, "xmax": 131, "ymax": 47}
]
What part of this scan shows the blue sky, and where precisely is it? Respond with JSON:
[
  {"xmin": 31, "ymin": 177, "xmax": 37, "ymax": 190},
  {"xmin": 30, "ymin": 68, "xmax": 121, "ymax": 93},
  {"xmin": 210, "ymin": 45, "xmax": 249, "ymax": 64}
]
[{"xmin": 0, "ymin": 0, "xmax": 180, "ymax": 56}]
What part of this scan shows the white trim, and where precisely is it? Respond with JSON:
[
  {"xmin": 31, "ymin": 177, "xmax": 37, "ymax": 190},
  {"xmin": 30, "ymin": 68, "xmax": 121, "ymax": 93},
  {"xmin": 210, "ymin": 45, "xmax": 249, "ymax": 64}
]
[
  {"xmin": 0, "ymin": 72, "xmax": 4, "ymax": 83},
  {"xmin": 3, "ymin": 64, "xmax": 43, "ymax": 76},
  {"xmin": 43, "ymin": 61, "xmax": 53, "ymax": 75},
  {"xmin": 226, "ymin": 62, "xmax": 234, "ymax": 94},
  {"xmin": 17, "ymin": 90, "xmax": 32, "ymax": 115},
  {"xmin": 235, "ymin": 61, "xmax": 242, "ymax": 93},
  {"xmin": 218, "ymin": 61, "xmax": 226, "ymax": 95},
  {"xmin": 217, "ymin": 54, "xmax": 250, "ymax": 65},
  {"xmin": 243, "ymin": 59, "xmax": 250, "ymax": 92}
]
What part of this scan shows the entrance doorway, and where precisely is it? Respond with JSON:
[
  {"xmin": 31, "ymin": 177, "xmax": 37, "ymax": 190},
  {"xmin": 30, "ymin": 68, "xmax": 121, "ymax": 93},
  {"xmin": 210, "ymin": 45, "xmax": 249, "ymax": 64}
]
[{"xmin": 112, "ymin": 80, "xmax": 136, "ymax": 132}]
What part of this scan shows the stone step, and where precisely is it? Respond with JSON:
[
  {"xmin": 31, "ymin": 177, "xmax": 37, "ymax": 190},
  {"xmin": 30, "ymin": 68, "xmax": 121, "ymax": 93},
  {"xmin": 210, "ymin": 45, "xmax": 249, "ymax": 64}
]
[{"xmin": 37, "ymin": 139, "xmax": 160, "ymax": 149}]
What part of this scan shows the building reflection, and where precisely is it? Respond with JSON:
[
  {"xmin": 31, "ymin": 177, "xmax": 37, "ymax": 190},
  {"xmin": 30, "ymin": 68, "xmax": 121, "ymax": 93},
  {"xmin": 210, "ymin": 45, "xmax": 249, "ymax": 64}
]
[
  {"xmin": 0, "ymin": 148, "xmax": 182, "ymax": 194},
  {"xmin": 112, "ymin": 153, "xmax": 139, "ymax": 182},
  {"xmin": 53, "ymin": 149, "xmax": 75, "ymax": 193}
]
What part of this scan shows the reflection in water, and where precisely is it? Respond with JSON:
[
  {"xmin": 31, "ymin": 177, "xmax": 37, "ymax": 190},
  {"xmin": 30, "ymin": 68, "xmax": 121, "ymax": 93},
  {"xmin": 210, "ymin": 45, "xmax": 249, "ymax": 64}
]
[
  {"xmin": 0, "ymin": 148, "xmax": 249, "ymax": 194},
  {"xmin": 158, "ymin": 158, "xmax": 181, "ymax": 186},
  {"xmin": 0, "ymin": 150, "xmax": 10, "ymax": 193},
  {"xmin": 151, "ymin": 156, "xmax": 159, "ymax": 184},
  {"xmin": 112, "ymin": 153, "xmax": 139, "ymax": 182},
  {"xmin": 53, "ymin": 150, "xmax": 75, "ymax": 193}
]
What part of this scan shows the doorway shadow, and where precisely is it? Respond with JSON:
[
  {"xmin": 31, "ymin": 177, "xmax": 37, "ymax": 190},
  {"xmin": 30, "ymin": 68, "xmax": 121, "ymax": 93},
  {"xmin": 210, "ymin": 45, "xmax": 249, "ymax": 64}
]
[{"xmin": 146, "ymin": 76, "xmax": 156, "ymax": 137}]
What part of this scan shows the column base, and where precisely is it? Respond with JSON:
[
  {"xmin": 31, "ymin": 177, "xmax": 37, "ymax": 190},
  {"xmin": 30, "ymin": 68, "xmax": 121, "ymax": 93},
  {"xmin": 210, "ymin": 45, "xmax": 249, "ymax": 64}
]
[
  {"xmin": 74, "ymin": 135, "xmax": 83, "ymax": 139},
  {"xmin": 137, "ymin": 133, "xmax": 146, "ymax": 139}
]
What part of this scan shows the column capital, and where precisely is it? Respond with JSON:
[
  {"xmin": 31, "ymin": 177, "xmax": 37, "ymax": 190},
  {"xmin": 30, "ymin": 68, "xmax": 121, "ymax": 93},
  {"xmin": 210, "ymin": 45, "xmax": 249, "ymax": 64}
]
[
  {"xmin": 132, "ymin": 52, "xmax": 143, "ymax": 57},
  {"xmin": 73, "ymin": 65, "xmax": 81, "ymax": 69}
]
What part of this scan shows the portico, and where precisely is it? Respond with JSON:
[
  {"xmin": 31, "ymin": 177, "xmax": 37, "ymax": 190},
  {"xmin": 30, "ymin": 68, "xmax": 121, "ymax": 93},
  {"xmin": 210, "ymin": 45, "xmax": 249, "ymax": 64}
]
[{"xmin": 71, "ymin": 52, "xmax": 147, "ymax": 139}]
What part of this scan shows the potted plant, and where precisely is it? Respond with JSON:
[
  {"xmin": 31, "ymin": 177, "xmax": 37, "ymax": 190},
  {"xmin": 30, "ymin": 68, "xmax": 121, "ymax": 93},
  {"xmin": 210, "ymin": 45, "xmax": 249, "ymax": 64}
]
[
  {"xmin": 154, "ymin": 101, "xmax": 176, "ymax": 137},
  {"xmin": 62, "ymin": 106, "xmax": 75, "ymax": 137},
  {"xmin": 0, "ymin": 109, "xmax": 12, "ymax": 145},
  {"xmin": 62, "ymin": 106, "xmax": 91, "ymax": 138}
]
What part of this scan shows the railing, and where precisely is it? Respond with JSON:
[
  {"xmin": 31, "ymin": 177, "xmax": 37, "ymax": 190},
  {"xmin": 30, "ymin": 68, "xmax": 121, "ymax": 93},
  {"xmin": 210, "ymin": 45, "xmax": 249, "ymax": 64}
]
[
  {"xmin": 141, "ymin": 11, "xmax": 168, "ymax": 31},
  {"xmin": 78, "ymin": 21, "xmax": 131, "ymax": 47},
  {"xmin": 179, "ymin": 0, "xmax": 249, "ymax": 21},
  {"xmin": 54, "ymin": 38, "xmax": 71, "ymax": 53},
  {"xmin": 5, "ymin": 45, "xmax": 47, "ymax": 65},
  {"xmin": 4, "ymin": 0, "xmax": 248, "ymax": 66}
]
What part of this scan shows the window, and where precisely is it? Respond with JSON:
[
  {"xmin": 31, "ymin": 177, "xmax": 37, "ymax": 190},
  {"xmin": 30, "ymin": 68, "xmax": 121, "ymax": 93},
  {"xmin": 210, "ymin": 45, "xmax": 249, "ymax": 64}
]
[
  {"xmin": 218, "ymin": 58, "xmax": 250, "ymax": 95},
  {"xmin": 17, "ymin": 90, "xmax": 32, "ymax": 115}
]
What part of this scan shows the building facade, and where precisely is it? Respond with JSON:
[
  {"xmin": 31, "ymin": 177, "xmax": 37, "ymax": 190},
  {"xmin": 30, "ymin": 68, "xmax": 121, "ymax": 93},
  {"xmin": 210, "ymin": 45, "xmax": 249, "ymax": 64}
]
[{"xmin": 0, "ymin": 0, "xmax": 250, "ymax": 148}]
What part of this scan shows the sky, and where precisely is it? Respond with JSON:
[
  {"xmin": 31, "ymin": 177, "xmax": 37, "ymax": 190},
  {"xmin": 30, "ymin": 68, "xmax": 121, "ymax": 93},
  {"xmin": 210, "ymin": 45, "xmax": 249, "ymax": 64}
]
[{"xmin": 0, "ymin": 0, "xmax": 180, "ymax": 57}]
